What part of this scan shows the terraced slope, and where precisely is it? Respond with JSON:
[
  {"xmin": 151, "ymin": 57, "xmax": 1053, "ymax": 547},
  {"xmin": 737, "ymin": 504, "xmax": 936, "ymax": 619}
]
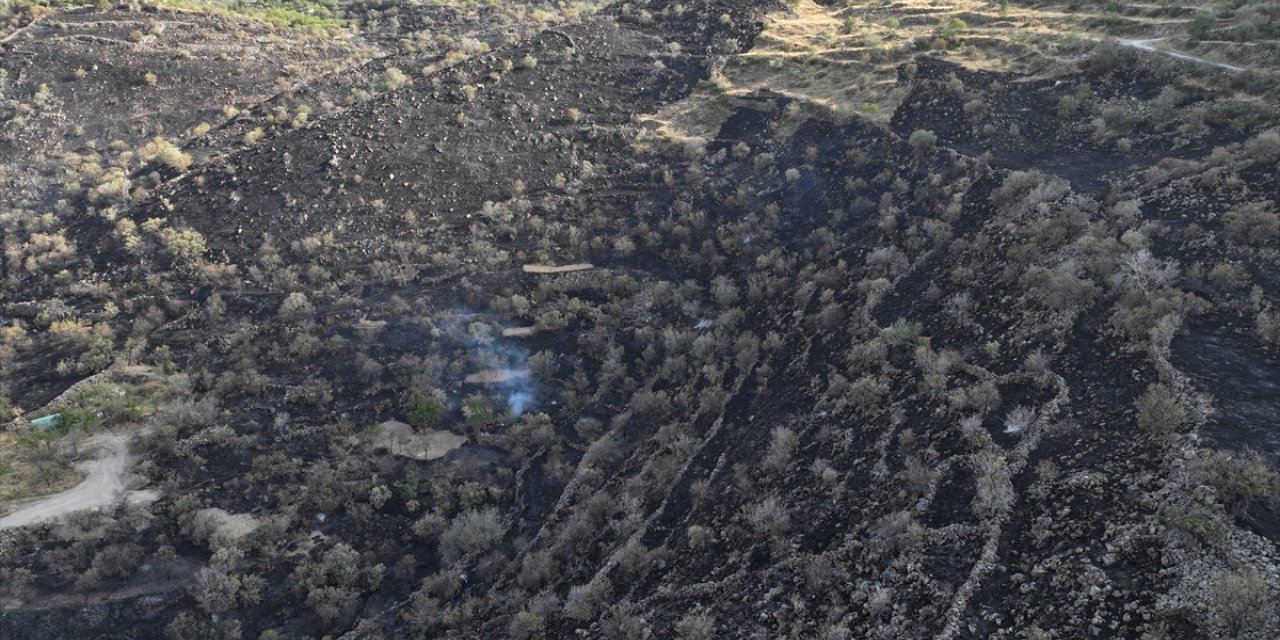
[{"xmin": 0, "ymin": 1, "xmax": 1278, "ymax": 639}]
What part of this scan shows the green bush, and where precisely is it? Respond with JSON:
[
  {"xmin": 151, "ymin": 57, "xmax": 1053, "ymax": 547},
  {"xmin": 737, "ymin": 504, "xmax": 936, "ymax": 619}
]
[
  {"xmin": 1196, "ymin": 452, "xmax": 1277, "ymax": 515},
  {"xmin": 61, "ymin": 382, "xmax": 143, "ymax": 431},
  {"xmin": 908, "ymin": 129, "xmax": 938, "ymax": 153},
  {"xmin": 1187, "ymin": 12, "xmax": 1214, "ymax": 40},
  {"xmin": 463, "ymin": 396, "xmax": 493, "ymax": 425},
  {"xmin": 1164, "ymin": 504, "xmax": 1222, "ymax": 541},
  {"xmin": 1057, "ymin": 94, "xmax": 1084, "ymax": 118},
  {"xmin": 935, "ymin": 17, "xmax": 968, "ymax": 43},
  {"xmin": 508, "ymin": 610, "xmax": 545, "ymax": 640},
  {"xmin": 407, "ymin": 391, "xmax": 443, "ymax": 429},
  {"xmin": 1222, "ymin": 202, "xmax": 1279, "ymax": 247},
  {"xmin": 1135, "ymin": 384, "xmax": 1189, "ymax": 434}
]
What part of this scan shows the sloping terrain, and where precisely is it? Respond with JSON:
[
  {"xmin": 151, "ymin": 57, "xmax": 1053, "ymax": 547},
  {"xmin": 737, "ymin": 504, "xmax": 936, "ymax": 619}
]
[
  {"xmin": 0, "ymin": 431, "xmax": 155, "ymax": 530},
  {"xmin": 0, "ymin": 5, "xmax": 367, "ymax": 208},
  {"xmin": 1, "ymin": 0, "xmax": 1279, "ymax": 639}
]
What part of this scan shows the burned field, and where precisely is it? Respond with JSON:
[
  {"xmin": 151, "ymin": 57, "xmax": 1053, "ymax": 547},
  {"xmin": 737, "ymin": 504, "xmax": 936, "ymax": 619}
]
[{"xmin": 2, "ymin": 1, "xmax": 1280, "ymax": 639}]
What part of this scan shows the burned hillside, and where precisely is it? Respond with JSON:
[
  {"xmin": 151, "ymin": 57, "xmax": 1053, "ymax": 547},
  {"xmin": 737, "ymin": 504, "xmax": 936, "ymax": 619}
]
[{"xmin": 2, "ymin": 1, "xmax": 1279, "ymax": 639}]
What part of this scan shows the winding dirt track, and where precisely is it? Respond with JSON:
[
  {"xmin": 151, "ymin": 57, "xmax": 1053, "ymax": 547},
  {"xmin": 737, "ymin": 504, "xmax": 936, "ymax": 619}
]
[
  {"xmin": 0, "ymin": 433, "xmax": 157, "ymax": 530},
  {"xmin": 1119, "ymin": 38, "xmax": 1244, "ymax": 72}
]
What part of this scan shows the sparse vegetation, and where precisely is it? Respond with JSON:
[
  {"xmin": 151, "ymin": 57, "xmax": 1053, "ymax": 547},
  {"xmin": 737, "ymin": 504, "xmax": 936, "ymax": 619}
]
[
  {"xmin": 1136, "ymin": 383, "xmax": 1190, "ymax": 434},
  {"xmin": 1, "ymin": 1, "xmax": 1279, "ymax": 639},
  {"xmin": 142, "ymin": 137, "xmax": 192, "ymax": 172},
  {"xmin": 908, "ymin": 129, "xmax": 937, "ymax": 153},
  {"xmin": 381, "ymin": 67, "xmax": 408, "ymax": 91},
  {"xmin": 1195, "ymin": 452, "xmax": 1278, "ymax": 516}
]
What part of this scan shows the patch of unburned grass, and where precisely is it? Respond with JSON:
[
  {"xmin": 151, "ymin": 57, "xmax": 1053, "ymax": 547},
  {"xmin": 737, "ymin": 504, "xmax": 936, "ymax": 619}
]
[{"xmin": 0, "ymin": 431, "xmax": 82, "ymax": 513}]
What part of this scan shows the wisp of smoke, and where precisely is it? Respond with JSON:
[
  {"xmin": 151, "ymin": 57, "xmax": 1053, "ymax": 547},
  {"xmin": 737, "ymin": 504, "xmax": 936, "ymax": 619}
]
[
  {"xmin": 495, "ymin": 347, "xmax": 535, "ymax": 418},
  {"xmin": 440, "ymin": 309, "xmax": 537, "ymax": 418},
  {"xmin": 507, "ymin": 391, "xmax": 533, "ymax": 417}
]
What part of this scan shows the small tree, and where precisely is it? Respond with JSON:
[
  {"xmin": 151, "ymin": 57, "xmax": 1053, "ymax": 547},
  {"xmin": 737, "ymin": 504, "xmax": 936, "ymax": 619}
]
[
  {"xmin": 508, "ymin": 610, "xmax": 545, "ymax": 640},
  {"xmin": 743, "ymin": 496, "xmax": 790, "ymax": 539},
  {"xmin": 1187, "ymin": 11, "xmax": 1214, "ymax": 41},
  {"xmin": 279, "ymin": 292, "xmax": 313, "ymax": 320},
  {"xmin": 369, "ymin": 485, "xmax": 392, "ymax": 510},
  {"xmin": 934, "ymin": 17, "xmax": 967, "ymax": 45},
  {"xmin": 160, "ymin": 228, "xmax": 206, "ymax": 268},
  {"xmin": 676, "ymin": 612, "xmax": 716, "ymax": 640},
  {"xmin": 1136, "ymin": 383, "xmax": 1190, "ymax": 434},
  {"xmin": 1207, "ymin": 569, "xmax": 1275, "ymax": 637},
  {"xmin": 908, "ymin": 129, "xmax": 937, "ymax": 154},
  {"xmin": 439, "ymin": 507, "xmax": 505, "ymax": 563},
  {"xmin": 1196, "ymin": 452, "xmax": 1277, "ymax": 516},
  {"xmin": 763, "ymin": 427, "xmax": 798, "ymax": 471},
  {"xmin": 406, "ymin": 391, "xmax": 443, "ymax": 429},
  {"xmin": 1223, "ymin": 202, "xmax": 1279, "ymax": 247}
]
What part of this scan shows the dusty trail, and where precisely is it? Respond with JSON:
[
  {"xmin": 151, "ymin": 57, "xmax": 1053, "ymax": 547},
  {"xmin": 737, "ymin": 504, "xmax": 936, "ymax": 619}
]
[
  {"xmin": 1119, "ymin": 38, "xmax": 1244, "ymax": 72},
  {"xmin": 0, "ymin": 433, "xmax": 157, "ymax": 529}
]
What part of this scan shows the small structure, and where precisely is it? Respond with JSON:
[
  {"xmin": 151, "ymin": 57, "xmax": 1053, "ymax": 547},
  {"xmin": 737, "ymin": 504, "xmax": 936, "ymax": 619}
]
[
  {"xmin": 465, "ymin": 369, "xmax": 530, "ymax": 384},
  {"xmin": 501, "ymin": 326, "xmax": 540, "ymax": 338},
  {"xmin": 522, "ymin": 263, "xmax": 593, "ymax": 274},
  {"xmin": 30, "ymin": 414, "xmax": 62, "ymax": 429}
]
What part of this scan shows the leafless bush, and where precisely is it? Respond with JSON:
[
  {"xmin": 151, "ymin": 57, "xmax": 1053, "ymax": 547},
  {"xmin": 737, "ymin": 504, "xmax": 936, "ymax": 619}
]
[
  {"xmin": 743, "ymin": 496, "xmax": 790, "ymax": 539},
  {"xmin": 1136, "ymin": 384, "xmax": 1190, "ymax": 434},
  {"xmin": 676, "ymin": 612, "xmax": 716, "ymax": 640},
  {"xmin": 763, "ymin": 426, "xmax": 798, "ymax": 471},
  {"xmin": 1205, "ymin": 569, "xmax": 1276, "ymax": 637}
]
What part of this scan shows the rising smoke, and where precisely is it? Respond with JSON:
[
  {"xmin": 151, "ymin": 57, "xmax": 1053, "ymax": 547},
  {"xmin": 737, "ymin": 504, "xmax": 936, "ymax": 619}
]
[
  {"xmin": 485, "ymin": 338, "xmax": 535, "ymax": 418},
  {"xmin": 440, "ymin": 310, "xmax": 536, "ymax": 418}
]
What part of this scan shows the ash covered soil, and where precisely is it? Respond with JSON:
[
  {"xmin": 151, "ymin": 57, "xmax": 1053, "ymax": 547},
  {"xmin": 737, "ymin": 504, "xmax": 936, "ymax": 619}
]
[{"xmin": 1, "ymin": 0, "xmax": 1279, "ymax": 639}]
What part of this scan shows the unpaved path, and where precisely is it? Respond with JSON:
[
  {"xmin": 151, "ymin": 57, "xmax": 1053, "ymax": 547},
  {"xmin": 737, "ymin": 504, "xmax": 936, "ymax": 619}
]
[
  {"xmin": 0, "ymin": 433, "xmax": 157, "ymax": 529},
  {"xmin": 1119, "ymin": 38, "xmax": 1243, "ymax": 72}
]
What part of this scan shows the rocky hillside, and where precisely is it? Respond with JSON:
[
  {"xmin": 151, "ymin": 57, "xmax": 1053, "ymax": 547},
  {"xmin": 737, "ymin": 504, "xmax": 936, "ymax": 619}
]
[{"xmin": 1, "ymin": 1, "xmax": 1278, "ymax": 639}]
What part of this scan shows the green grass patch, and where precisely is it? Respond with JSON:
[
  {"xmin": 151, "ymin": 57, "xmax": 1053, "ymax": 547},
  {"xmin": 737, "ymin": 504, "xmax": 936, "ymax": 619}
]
[{"xmin": 5, "ymin": 0, "xmax": 348, "ymax": 30}]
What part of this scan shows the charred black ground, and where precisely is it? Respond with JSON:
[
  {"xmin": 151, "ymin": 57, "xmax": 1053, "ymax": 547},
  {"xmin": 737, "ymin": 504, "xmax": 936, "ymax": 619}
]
[{"xmin": 2, "ymin": 1, "xmax": 1279, "ymax": 639}]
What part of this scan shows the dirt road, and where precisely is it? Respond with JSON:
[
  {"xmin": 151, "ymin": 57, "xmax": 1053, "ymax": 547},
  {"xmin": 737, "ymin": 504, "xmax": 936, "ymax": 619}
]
[
  {"xmin": 0, "ymin": 433, "xmax": 157, "ymax": 529},
  {"xmin": 1119, "ymin": 38, "xmax": 1243, "ymax": 72}
]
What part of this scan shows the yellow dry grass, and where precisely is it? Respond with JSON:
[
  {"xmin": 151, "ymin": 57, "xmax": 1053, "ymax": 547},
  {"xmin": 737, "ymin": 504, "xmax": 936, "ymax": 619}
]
[{"xmin": 639, "ymin": 0, "xmax": 1254, "ymax": 134}]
